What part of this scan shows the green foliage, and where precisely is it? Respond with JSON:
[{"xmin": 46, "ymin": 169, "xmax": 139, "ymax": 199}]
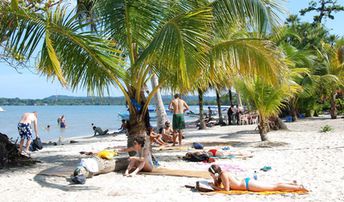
[
  {"xmin": 300, "ymin": 0, "xmax": 344, "ymax": 24},
  {"xmin": 320, "ymin": 125, "xmax": 334, "ymax": 133}
]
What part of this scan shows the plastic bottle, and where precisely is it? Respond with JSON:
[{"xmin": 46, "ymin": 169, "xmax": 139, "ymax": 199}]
[{"xmin": 253, "ymin": 171, "xmax": 258, "ymax": 180}]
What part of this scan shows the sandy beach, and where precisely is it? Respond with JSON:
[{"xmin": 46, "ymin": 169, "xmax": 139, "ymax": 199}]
[{"xmin": 1, "ymin": 116, "xmax": 344, "ymax": 202}]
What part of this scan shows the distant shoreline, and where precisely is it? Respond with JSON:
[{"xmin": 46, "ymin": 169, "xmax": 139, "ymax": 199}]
[{"xmin": 0, "ymin": 94, "xmax": 234, "ymax": 106}]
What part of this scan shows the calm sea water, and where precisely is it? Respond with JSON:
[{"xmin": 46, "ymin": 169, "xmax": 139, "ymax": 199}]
[{"xmin": 0, "ymin": 105, "xmax": 198, "ymax": 142}]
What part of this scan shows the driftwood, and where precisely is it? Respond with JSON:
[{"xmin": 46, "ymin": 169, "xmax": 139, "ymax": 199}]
[{"xmin": 0, "ymin": 133, "xmax": 37, "ymax": 169}]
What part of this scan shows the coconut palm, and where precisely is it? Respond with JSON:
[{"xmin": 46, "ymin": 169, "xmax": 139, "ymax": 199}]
[
  {"xmin": 2, "ymin": 0, "xmax": 286, "ymax": 148},
  {"xmin": 235, "ymin": 77, "xmax": 298, "ymax": 141},
  {"xmin": 315, "ymin": 40, "xmax": 344, "ymax": 119}
]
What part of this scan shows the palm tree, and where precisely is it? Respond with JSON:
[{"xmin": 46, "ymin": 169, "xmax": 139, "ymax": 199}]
[
  {"xmin": 235, "ymin": 77, "xmax": 298, "ymax": 141},
  {"xmin": 2, "ymin": 0, "xmax": 287, "ymax": 149},
  {"xmin": 316, "ymin": 40, "xmax": 344, "ymax": 119}
]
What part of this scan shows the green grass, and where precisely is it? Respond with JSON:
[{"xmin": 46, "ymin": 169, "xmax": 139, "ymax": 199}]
[{"xmin": 320, "ymin": 125, "xmax": 334, "ymax": 133}]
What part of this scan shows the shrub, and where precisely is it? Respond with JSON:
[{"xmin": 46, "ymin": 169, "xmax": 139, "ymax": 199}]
[{"xmin": 320, "ymin": 125, "xmax": 333, "ymax": 133}]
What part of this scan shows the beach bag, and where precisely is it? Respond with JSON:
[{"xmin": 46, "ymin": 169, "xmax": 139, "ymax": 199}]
[
  {"xmin": 192, "ymin": 142, "xmax": 204, "ymax": 150},
  {"xmin": 30, "ymin": 137, "xmax": 43, "ymax": 151},
  {"xmin": 183, "ymin": 152, "xmax": 210, "ymax": 162},
  {"xmin": 97, "ymin": 150, "xmax": 117, "ymax": 160}
]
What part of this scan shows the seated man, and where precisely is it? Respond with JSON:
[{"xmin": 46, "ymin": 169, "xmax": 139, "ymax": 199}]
[
  {"xmin": 161, "ymin": 121, "xmax": 177, "ymax": 146},
  {"xmin": 93, "ymin": 126, "xmax": 109, "ymax": 136}
]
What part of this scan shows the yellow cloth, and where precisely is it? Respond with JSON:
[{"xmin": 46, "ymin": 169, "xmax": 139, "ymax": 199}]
[
  {"xmin": 214, "ymin": 190, "xmax": 309, "ymax": 195},
  {"xmin": 97, "ymin": 150, "xmax": 117, "ymax": 160}
]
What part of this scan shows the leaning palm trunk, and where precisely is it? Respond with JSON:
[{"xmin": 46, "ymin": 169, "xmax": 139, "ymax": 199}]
[
  {"xmin": 216, "ymin": 89, "xmax": 225, "ymax": 125},
  {"xmin": 151, "ymin": 74, "xmax": 168, "ymax": 130},
  {"xmin": 330, "ymin": 91, "xmax": 337, "ymax": 119},
  {"xmin": 198, "ymin": 89, "xmax": 206, "ymax": 129},
  {"xmin": 258, "ymin": 116, "xmax": 269, "ymax": 141}
]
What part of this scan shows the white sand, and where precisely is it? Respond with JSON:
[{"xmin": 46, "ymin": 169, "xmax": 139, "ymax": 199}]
[{"xmin": 1, "ymin": 115, "xmax": 344, "ymax": 202}]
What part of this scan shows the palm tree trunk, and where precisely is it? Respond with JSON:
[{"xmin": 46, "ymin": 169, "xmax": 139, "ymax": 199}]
[
  {"xmin": 330, "ymin": 91, "xmax": 337, "ymax": 119},
  {"xmin": 150, "ymin": 74, "xmax": 168, "ymax": 130},
  {"xmin": 198, "ymin": 88, "xmax": 206, "ymax": 130},
  {"xmin": 216, "ymin": 89, "xmax": 225, "ymax": 125},
  {"xmin": 126, "ymin": 91, "xmax": 149, "ymax": 156},
  {"xmin": 237, "ymin": 91, "xmax": 243, "ymax": 108},
  {"xmin": 228, "ymin": 88, "xmax": 233, "ymax": 106},
  {"xmin": 289, "ymin": 98, "xmax": 298, "ymax": 122},
  {"xmin": 258, "ymin": 116, "xmax": 269, "ymax": 141}
]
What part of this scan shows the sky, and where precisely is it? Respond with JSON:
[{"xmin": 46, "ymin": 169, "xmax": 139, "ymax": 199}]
[{"xmin": 0, "ymin": 0, "xmax": 344, "ymax": 99}]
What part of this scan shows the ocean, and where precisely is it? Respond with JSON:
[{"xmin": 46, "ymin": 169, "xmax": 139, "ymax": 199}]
[{"xmin": 0, "ymin": 105, "xmax": 199, "ymax": 142}]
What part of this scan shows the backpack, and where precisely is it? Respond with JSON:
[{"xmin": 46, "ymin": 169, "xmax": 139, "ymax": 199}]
[
  {"xmin": 30, "ymin": 137, "xmax": 43, "ymax": 151},
  {"xmin": 182, "ymin": 152, "xmax": 210, "ymax": 162}
]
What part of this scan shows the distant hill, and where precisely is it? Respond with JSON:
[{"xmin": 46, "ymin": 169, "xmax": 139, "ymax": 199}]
[{"xmin": 0, "ymin": 94, "xmax": 236, "ymax": 106}]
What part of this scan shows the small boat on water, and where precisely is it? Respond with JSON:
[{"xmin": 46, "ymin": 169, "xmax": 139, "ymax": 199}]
[
  {"xmin": 0, "ymin": 107, "xmax": 5, "ymax": 112},
  {"xmin": 118, "ymin": 108, "xmax": 158, "ymax": 121}
]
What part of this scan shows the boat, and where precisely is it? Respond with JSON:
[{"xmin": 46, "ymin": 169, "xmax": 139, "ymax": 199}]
[
  {"xmin": 118, "ymin": 108, "xmax": 158, "ymax": 121},
  {"xmin": 0, "ymin": 107, "xmax": 4, "ymax": 112}
]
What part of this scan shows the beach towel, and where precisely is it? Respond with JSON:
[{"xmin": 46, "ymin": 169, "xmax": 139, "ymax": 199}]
[
  {"xmin": 141, "ymin": 168, "xmax": 211, "ymax": 179},
  {"xmin": 206, "ymin": 190, "xmax": 309, "ymax": 195},
  {"xmin": 189, "ymin": 181, "xmax": 309, "ymax": 195}
]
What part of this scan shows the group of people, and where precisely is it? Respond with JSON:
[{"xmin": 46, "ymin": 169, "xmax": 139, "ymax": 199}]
[
  {"xmin": 147, "ymin": 94, "xmax": 189, "ymax": 146},
  {"xmin": 227, "ymin": 105, "xmax": 258, "ymax": 126}
]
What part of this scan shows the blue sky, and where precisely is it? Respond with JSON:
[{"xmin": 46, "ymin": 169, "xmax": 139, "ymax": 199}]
[{"xmin": 1, "ymin": 0, "xmax": 344, "ymax": 99}]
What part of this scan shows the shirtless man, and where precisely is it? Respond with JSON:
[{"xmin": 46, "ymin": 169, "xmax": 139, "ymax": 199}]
[
  {"xmin": 169, "ymin": 94, "xmax": 189, "ymax": 145},
  {"xmin": 18, "ymin": 112, "xmax": 39, "ymax": 155},
  {"xmin": 161, "ymin": 121, "xmax": 177, "ymax": 145}
]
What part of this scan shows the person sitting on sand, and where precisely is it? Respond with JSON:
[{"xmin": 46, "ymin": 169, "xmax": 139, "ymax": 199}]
[
  {"xmin": 161, "ymin": 121, "xmax": 177, "ymax": 145},
  {"xmin": 208, "ymin": 164, "xmax": 307, "ymax": 192},
  {"xmin": 148, "ymin": 127, "xmax": 165, "ymax": 146},
  {"xmin": 118, "ymin": 119, "xmax": 128, "ymax": 133},
  {"xmin": 93, "ymin": 125, "xmax": 109, "ymax": 136},
  {"xmin": 120, "ymin": 136, "xmax": 153, "ymax": 177}
]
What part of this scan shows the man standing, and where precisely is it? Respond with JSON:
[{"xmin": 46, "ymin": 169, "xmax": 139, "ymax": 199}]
[
  {"xmin": 169, "ymin": 94, "xmax": 189, "ymax": 146},
  {"xmin": 227, "ymin": 105, "xmax": 234, "ymax": 125},
  {"xmin": 18, "ymin": 112, "xmax": 39, "ymax": 156}
]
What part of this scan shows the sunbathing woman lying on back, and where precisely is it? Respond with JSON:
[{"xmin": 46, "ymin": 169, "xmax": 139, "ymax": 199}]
[{"xmin": 208, "ymin": 164, "xmax": 308, "ymax": 192}]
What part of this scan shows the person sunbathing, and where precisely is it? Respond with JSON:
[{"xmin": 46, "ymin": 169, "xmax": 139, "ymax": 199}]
[
  {"xmin": 147, "ymin": 127, "xmax": 165, "ymax": 146},
  {"xmin": 208, "ymin": 164, "xmax": 307, "ymax": 192},
  {"xmin": 120, "ymin": 136, "xmax": 153, "ymax": 177}
]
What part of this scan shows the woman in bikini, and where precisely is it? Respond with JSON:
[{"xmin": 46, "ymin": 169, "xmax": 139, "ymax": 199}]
[
  {"xmin": 208, "ymin": 164, "xmax": 307, "ymax": 192},
  {"xmin": 121, "ymin": 136, "xmax": 153, "ymax": 177}
]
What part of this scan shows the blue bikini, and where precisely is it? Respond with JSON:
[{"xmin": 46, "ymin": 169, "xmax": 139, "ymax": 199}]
[{"xmin": 244, "ymin": 177, "xmax": 251, "ymax": 191}]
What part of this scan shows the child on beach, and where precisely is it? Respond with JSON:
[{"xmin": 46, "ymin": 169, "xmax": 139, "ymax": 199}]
[
  {"xmin": 120, "ymin": 136, "xmax": 153, "ymax": 177},
  {"xmin": 207, "ymin": 164, "xmax": 307, "ymax": 192}
]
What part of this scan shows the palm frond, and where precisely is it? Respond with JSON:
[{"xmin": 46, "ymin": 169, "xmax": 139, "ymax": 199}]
[
  {"xmin": 1, "ymin": 5, "xmax": 126, "ymax": 95},
  {"xmin": 212, "ymin": 38, "xmax": 286, "ymax": 84},
  {"xmin": 137, "ymin": 7, "xmax": 213, "ymax": 93}
]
